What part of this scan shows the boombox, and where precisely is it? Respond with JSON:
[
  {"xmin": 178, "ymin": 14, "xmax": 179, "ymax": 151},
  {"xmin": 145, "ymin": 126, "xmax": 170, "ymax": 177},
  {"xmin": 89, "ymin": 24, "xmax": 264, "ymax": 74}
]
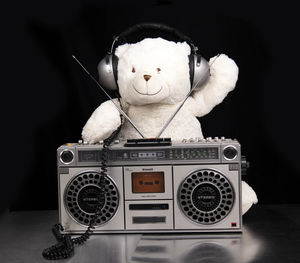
[{"xmin": 57, "ymin": 137, "xmax": 242, "ymax": 233}]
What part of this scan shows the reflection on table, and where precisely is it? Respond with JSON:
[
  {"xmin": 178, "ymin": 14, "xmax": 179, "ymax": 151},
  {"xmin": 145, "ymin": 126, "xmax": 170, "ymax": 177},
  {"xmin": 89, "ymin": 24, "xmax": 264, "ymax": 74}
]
[
  {"xmin": 129, "ymin": 227, "xmax": 263, "ymax": 263},
  {"xmin": 62, "ymin": 226, "xmax": 263, "ymax": 263}
]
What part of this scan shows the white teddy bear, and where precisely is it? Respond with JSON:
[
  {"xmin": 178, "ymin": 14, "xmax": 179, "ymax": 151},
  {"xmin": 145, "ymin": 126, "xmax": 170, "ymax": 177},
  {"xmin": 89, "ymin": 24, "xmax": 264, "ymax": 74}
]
[{"xmin": 82, "ymin": 37, "xmax": 257, "ymax": 214}]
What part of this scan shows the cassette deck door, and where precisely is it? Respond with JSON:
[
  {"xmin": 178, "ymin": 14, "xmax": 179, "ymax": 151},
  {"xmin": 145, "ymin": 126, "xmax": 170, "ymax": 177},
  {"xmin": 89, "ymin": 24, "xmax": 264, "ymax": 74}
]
[{"xmin": 124, "ymin": 166, "xmax": 172, "ymax": 200}]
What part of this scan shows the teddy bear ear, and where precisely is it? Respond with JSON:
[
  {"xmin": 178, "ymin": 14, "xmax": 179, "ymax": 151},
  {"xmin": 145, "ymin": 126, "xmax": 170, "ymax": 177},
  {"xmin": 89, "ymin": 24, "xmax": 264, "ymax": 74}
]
[
  {"xmin": 115, "ymin": 43, "xmax": 130, "ymax": 58},
  {"xmin": 176, "ymin": 41, "xmax": 191, "ymax": 56}
]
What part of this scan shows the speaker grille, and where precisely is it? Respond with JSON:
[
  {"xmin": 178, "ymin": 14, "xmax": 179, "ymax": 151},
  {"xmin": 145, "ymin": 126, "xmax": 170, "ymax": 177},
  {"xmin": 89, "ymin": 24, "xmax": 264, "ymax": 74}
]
[
  {"xmin": 178, "ymin": 169, "xmax": 234, "ymax": 224},
  {"xmin": 64, "ymin": 171, "xmax": 119, "ymax": 226}
]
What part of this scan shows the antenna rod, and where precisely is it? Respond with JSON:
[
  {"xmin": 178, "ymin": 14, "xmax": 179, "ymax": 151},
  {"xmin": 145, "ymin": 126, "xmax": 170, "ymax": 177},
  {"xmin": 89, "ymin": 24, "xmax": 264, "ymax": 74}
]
[
  {"xmin": 72, "ymin": 55, "xmax": 146, "ymax": 138},
  {"xmin": 156, "ymin": 54, "xmax": 220, "ymax": 138}
]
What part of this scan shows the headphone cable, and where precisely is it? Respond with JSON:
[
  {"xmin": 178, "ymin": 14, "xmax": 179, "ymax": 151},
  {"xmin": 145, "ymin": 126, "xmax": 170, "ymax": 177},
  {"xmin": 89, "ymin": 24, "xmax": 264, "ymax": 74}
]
[{"xmin": 42, "ymin": 125, "xmax": 122, "ymax": 260}]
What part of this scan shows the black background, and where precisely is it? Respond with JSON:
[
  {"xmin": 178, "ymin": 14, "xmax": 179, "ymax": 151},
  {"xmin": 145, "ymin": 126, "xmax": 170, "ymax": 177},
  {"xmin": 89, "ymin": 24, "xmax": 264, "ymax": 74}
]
[{"xmin": 2, "ymin": 0, "xmax": 300, "ymax": 212}]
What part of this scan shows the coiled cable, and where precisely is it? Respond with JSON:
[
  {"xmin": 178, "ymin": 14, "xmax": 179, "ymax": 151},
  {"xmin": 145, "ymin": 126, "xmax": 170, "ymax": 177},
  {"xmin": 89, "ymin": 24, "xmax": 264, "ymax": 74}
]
[{"xmin": 42, "ymin": 124, "xmax": 122, "ymax": 260}]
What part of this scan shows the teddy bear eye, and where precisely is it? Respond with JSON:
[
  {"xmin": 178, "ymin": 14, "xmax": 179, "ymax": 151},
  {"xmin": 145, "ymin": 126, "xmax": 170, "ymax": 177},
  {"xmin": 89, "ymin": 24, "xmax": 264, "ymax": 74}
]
[
  {"xmin": 157, "ymin": 68, "xmax": 161, "ymax": 73},
  {"xmin": 132, "ymin": 67, "xmax": 136, "ymax": 73}
]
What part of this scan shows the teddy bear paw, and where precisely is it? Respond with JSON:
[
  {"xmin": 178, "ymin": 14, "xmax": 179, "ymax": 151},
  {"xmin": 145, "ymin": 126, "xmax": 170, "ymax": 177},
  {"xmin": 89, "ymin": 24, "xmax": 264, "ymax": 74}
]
[
  {"xmin": 242, "ymin": 180, "xmax": 258, "ymax": 215},
  {"xmin": 209, "ymin": 54, "xmax": 239, "ymax": 79},
  {"xmin": 81, "ymin": 100, "xmax": 122, "ymax": 144}
]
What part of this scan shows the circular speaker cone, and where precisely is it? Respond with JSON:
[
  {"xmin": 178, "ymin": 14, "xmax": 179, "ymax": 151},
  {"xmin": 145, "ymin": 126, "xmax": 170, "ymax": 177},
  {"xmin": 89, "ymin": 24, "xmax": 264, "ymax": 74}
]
[
  {"xmin": 64, "ymin": 171, "xmax": 119, "ymax": 226},
  {"xmin": 178, "ymin": 169, "xmax": 234, "ymax": 224},
  {"xmin": 192, "ymin": 183, "xmax": 221, "ymax": 212},
  {"xmin": 77, "ymin": 185, "xmax": 105, "ymax": 214}
]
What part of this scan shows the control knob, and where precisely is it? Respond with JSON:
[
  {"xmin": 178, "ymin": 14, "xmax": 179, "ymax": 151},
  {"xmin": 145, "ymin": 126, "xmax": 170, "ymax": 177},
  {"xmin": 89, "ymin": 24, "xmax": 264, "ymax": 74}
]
[
  {"xmin": 223, "ymin": 146, "xmax": 238, "ymax": 160},
  {"xmin": 60, "ymin": 150, "xmax": 74, "ymax": 164}
]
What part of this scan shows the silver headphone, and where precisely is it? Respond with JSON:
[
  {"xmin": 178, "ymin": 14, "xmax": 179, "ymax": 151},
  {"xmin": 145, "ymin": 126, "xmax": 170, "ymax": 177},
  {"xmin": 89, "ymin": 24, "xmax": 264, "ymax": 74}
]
[{"xmin": 97, "ymin": 23, "xmax": 210, "ymax": 91}]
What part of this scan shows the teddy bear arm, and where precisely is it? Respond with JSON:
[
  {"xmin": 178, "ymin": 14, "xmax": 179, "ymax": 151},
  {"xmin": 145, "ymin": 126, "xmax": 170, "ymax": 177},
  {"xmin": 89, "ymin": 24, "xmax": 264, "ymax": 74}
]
[
  {"xmin": 189, "ymin": 86, "xmax": 228, "ymax": 117},
  {"xmin": 189, "ymin": 54, "xmax": 239, "ymax": 117},
  {"xmin": 81, "ymin": 99, "xmax": 122, "ymax": 144}
]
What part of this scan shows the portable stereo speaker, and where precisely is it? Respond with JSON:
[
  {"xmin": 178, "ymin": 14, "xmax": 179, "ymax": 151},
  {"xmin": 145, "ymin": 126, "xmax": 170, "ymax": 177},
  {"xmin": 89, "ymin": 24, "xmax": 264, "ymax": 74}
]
[{"xmin": 57, "ymin": 137, "xmax": 242, "ymax": 233}]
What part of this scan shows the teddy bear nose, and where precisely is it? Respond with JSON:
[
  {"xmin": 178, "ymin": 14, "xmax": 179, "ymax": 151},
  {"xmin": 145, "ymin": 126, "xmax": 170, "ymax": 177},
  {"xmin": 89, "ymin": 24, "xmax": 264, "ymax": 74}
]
[{"xmin": 144, "ymin": 75, "xmax": 152, "ymax": 81}]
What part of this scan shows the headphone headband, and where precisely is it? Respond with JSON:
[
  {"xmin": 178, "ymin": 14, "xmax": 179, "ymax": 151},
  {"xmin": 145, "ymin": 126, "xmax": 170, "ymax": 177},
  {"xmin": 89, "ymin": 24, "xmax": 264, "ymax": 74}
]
[{"xmin": 111, "ymin": 23, "xmax": 198, "ymax": 55}]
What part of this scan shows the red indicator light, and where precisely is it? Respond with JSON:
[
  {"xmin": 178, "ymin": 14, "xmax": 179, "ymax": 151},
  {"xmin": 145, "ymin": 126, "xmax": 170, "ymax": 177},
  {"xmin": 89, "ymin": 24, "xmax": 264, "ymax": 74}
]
[{"xmin": 231, "ymin": 222, "xmax": 237, "ymax": 227}]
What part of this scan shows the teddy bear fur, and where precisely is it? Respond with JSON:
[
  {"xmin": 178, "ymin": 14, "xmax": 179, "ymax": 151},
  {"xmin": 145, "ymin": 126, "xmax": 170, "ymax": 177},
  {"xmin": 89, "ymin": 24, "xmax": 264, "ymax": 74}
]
[{"xmin": 82, "ymin": 38, "xmax": 257, "ymax": 214}]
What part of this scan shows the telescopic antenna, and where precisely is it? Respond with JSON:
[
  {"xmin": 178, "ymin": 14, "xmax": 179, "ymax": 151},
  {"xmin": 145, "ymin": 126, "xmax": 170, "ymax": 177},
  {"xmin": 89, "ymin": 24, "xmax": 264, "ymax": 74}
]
[
  {"xmin": 72, "ymin": 55, "xmax": 146, "ymax": 139},
  {"xmin": 156, "ymin": 54, "xmax": 220, "ymax": 138}
]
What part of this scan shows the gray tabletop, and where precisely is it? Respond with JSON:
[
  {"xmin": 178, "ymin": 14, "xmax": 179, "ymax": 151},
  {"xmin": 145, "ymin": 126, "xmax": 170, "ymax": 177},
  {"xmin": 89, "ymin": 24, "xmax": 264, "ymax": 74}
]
[{"xmin": 1, "ymin": 205, "xmax": 300, "ymax": 263}]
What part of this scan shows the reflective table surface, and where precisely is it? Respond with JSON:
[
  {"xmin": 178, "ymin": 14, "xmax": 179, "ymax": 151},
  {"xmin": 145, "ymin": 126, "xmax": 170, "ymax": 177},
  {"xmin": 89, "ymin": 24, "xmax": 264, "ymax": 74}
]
[{"xmin": 0, "ymin": 204, "xmax": 300, "ymax": 263}]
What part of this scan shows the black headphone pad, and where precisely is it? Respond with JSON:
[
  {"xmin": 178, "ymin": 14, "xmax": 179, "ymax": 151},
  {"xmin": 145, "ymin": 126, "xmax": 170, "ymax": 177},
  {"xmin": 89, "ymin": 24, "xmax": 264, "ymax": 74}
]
[
  {"xmin": 188, "ymin": 54, "xmax": 195, "ymax": 87},
  {"xmin": 112, "ymin": 54, "xmax": 119, "ymax": 86}
]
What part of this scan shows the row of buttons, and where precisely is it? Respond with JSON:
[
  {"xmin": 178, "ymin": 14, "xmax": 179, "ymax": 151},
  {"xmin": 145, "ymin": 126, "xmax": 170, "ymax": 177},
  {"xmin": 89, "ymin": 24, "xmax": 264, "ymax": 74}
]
[
  {"xmin": 78, "ymin": 139, "xmax": 121, "ymax": 145},
  {"xmin": 182, "ymin": 137, "xmax": 230, "ymax": 143},
  {"xmin": 131, "ymin": 152, "xmax": 164, "ymax": 158}
]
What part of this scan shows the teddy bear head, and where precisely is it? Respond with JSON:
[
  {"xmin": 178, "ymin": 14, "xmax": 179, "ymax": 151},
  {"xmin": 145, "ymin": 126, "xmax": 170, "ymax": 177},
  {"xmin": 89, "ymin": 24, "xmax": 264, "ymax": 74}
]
[{"xmin": 115, "ymin": 38, "xmax": 192, "ymax": 106}]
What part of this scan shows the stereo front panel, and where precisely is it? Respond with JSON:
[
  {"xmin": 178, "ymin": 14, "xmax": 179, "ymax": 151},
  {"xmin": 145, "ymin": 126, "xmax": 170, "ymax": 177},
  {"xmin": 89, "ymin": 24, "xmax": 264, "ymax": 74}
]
[{"xmin": 59, "ymin": 163, "xmax": 242, "ymax": 233}]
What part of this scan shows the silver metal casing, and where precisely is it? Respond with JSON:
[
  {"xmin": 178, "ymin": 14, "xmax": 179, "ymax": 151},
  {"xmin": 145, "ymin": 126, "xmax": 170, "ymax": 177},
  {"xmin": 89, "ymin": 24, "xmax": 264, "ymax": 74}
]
[{"xmin": 57, "ymin": 138, "xmax": 242, "ymax": 234}]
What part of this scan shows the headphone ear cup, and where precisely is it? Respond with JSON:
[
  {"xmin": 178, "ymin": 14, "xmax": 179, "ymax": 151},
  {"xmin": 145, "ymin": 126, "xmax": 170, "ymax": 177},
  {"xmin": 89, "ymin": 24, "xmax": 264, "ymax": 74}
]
[
  {"xmin": 190, "ymin": 54, "xmax": 210, "ymax": 90},
  {"xmin": 97, "ymin": 54, "xmax": 119, "ymax": 91}
]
